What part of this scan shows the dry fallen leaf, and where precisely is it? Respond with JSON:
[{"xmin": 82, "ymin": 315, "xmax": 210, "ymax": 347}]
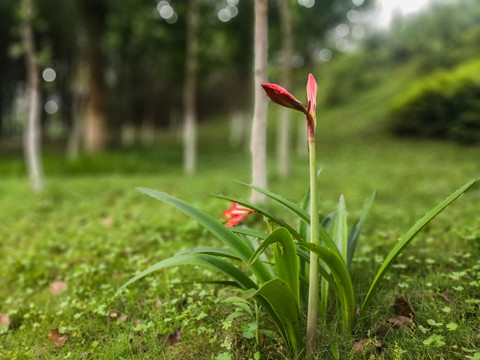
[
  {"xmin": 49, "ymin": 280, "xmax": 68, "ymax": 295},
  {"xmin": 47, "ymin": 328, "xmax": 69, "ymax": 347},
  {"xmin": 156, "ymin": 299, "xmax": 163, "ymax": 309},
  {"xmin": 101, "ymin": 216, "xmax": 114, "ymax": 228},
  {"xmin": 393, "ymin": 295, "xmax": 415, "ymax": 320},
  {"xmin": 166, "ymin": 328, "xmax": 182, "ymax": 346},
  {"xmin": 388, "ymin": 315, "xmax": 414, "ymax": 330},
  {"xmin": 0, "ymin": 314, "xmax": 10, "ymax": 327},
  {"xmin": 106, "ymin": 309, "xmax": 128, "ymax": 323},
  {"xmin": 353, "ymin": 339, "xmax": 384, "ymax": 358},
  {"xmin": 443, "ymin": 291, "xmax": 455, "ymax": 303}
]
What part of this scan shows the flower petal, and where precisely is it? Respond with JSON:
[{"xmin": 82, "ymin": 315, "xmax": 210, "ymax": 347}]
[
  {"xmin": 222, "ymin": 202, "xmax": 253, "ymax": 227},
  {"xmin": 262, "ymin": 83, "xmax": 307, "ymax": 114},
  {"xmin": 306, "ymin": 73, "xmax": 317, "ymax": 115}
]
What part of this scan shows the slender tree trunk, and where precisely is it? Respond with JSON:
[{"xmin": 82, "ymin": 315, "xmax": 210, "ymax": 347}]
[
  {"xmin": 67, "ymin": 48, "xmax": 88, "ymax": 159},
  {"xmin": 21, "ymin": 0, "xmax": 43, "ymax": 192},
  {"xmin": 250, "ymin": 0, "xmax": 269, "ymax": 203},
  {"xmin": 183, "ymin": 0, "xmax": 200, "ymax": 175},
  {"xmin": 229, "ymin": 110, "xmax": 245, "ymax": 147},
  {"xmin": 276, "ymin": 0, "xmax": 294, "ymax": 178},
  {"xmin": 84, "ymin": 45, "xmax": 107, "ymax": 152}
]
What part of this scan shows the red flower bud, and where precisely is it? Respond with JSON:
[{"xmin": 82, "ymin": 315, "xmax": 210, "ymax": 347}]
[{"xmin": 261, "ymin": 83, "xmax": 307, "ymax": 114}]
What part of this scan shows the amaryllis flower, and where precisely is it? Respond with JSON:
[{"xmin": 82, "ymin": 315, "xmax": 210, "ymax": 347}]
[
  {"xmin": 222, "ymin": 202, "xmax": 253, "ymax": 227},
  {"xmin": 262, "ymin": 73, "xmax": 318, "ymax": 140}
]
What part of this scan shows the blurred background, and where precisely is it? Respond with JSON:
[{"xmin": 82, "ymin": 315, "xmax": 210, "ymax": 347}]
[{"xmin": 0, "ymin": 0, "xmax": 479, "ymax": 185}]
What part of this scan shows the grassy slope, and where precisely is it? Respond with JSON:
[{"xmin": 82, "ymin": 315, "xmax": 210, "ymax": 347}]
[{"xmin": 0, "ymin": 67, "xmax": 479, "ymax": 359}]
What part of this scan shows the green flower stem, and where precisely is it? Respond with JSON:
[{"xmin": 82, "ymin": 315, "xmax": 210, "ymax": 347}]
[{"xmin": 306, "ymin": 137, "xmax": 319, "ymax": 356}]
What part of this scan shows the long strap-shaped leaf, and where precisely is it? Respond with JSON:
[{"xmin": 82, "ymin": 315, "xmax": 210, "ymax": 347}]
[
  {"xmin": 245, "ymin": 279, "xmax": 303, "ymax": 355},
  {"xmin": 119, "ymin": 253, "xmax": 258, "ymax": 291},
  {"xmin": 136, "ymin": 188, "xmax": 274, "ymax": 283},
  {"xmin": 333, "ymin": 195, "xmax": 348, "ymax": 263},
  {"xmin": 361, "ymin": 179, "xmax": 478, "ymax": 314},
  {"xmin": 236, "ymin": 182, "xmax": 310, "ymax": 223},
  {"xmin": 211, "ymin": 194, "xmax": 303, "ymax": 240},
  {"xmin": 230, "ymin": 227, "xmax": 267, "ymax": 239},
  {"xmin": 231, "ymin": 184, "xmax": 341, "ymax": 257},
  {"xmin": 298, "ymin": 243, "xmax": 355, "ymax": 335},
  {"xmin": 347, "ymin": 192, "xmax": 376, "ymax": 268},
  {"xmin": 176, "ymin": 247, "xmax": 239, "ymax": 259},
  {"xmin": 248, "ymin": 228, "xmax": 300, "ymax": 305}
]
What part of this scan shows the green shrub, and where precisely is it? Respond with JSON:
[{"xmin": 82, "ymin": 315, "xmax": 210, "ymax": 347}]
[{"xmin": 391, "ymin": 60, "xmax": 480, "ymax": 143}]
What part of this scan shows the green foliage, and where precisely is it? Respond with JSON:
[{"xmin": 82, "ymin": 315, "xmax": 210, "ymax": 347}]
[
  {"xmin": 122, "ymin": 177, "xmax": 477, "ymax": 355},
  {"xmin": 391, "ymin": 60, "xmax": 480, "ymax": 143}
]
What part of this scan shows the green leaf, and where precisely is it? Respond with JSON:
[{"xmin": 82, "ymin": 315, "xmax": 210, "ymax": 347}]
[
  {"xmin": 347, "ymin": 192, "xmax": 375, "ymax": 267},
  {"xmin": 211, "ymin": 194, "xmax": 303, "ymax": 241},
  {"xmin": 176, "ymin": 247, "xmax": 239, "ymax": 259},
  {"xmin": 119, "ymin": 253, "xmax": 257, "ymax": 291},
  {"xmin": 236, "ymin": 182, "xmax": 310, "ymax": 223},
  {"xmin": 330, "ymin": 343, "xmax": 340, "ymax": 360},
  {"xmin": 297, "ymin": 186, "xmax": 311, "ymax": 243},
  {"xmin": 248, "ymin": 228, "xmax": 300, "ymax": 304},
  {"xmin": 230, "ymin": 227, "xmax": 267, "ymax": 239},
  {"xmin": 297, "ymin": 242, "xmax": 355, "ymax": 335},
  {"xmin": 245, "ymin": 279, "xmax": 303, "ymax": 354},
  {"xmin": 135, "ymin": 188, "xmax": 274, "ymax": 283},
  {"xmin": 333, "ymin": 195, "xmax": 348, "ymax": 263},
  {"xmin": 361, "ymin": 179, "xmax": 478, "ymax": 313}
]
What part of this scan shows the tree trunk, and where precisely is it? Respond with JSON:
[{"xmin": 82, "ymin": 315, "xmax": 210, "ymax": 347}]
[
  {"xmin": 229, "ymin": 110, "xmax": 245, "ymax": 148},
  {"xmin": 77, "ymin": 0, "xmax": 108, "ymax": 152},
  {"xmin": 276, "ymin": 0, "xmax": 294, "ymax": 178},
  {"xmin": 250, "ymin": 0, "xmax": 269, "ymax": 203},
  {"xmin": 84, "ymin": 45, "xmax": 107, "ymax": 152},
  {"xmin": 183, "ymin": 0, "xmax": 200, "ymax": 175},
  {"xmin": 67, "ymin": 47, "xmax": 88, "ymax": 159},
  {"xmin": 21, "ymin": 0, "xmax": 43, "ymax": 192}
]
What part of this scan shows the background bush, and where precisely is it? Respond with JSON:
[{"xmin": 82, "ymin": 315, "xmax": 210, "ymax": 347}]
[{"xmin": 391, "ymin": 60, "xmax": 480, "ymax": 143}]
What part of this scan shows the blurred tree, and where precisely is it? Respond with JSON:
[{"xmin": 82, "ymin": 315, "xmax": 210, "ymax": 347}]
[
  {"xmin": 251, "ymin": 0, "xmax": 269, "ymax": 203},
  {"xmin": 276, "ymin": 0, "xmax": 294, "ymax": 178},
  {"xmin": 183, "ymin": 0, "xmax": 200, "ymax": 175},
  {"xmin": 21, "ymin": 0, "xmax": 44, "ymax": 192},
  {"xmin": 76, "ymin": 0, "xmax": 109, "ymax": 152}
]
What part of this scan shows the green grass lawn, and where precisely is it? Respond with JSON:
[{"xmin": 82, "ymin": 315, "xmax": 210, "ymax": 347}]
[{"xmin": 1, "ymin": 74, "xmax": 479, "ymax": 359}]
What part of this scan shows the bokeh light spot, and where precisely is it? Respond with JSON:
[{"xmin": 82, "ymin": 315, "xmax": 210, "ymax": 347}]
[
  {"xmin": 318, "ymin": 49, "xmax": 332, "ymax": 62},
  {"xmin": 42, "ymin": 68, "xmax": 56, "ymax": 82},
  {"xmin": 45, "ymin": 100, "xmax": 58, "ymax": 115},
  {"xmin": 298, "ymin": 0, "xmax": 315, "ymax": 9}
]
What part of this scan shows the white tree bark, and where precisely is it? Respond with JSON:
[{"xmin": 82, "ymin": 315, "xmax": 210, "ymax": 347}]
[
  {"xmin": 21, "ymin": 0, "xmax": 44, "ymax": 192},
  {"xmin": 276, "ymin": 0, "xmax": 294, "ymax": 178},
  {"xmin": 183, "ymin": 0, "xmax": 200, "ymax": 175},
  {"xmin": 250, "ymin": 0, "xmax": 269, "ymax": 203}
]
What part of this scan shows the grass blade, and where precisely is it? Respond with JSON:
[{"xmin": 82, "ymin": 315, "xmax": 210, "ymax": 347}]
[
  {"xmin": 361, "ymin": 179, "xmax": 478, "ymax": 313},
  {"xmin": 136, "ymin": 188, "xmax": 274, "ymax": 283}
]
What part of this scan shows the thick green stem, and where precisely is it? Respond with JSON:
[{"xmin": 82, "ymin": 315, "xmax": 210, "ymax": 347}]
[{"xmin": 306, "ymin": 138, "xmax": 319, "ymax": 356}]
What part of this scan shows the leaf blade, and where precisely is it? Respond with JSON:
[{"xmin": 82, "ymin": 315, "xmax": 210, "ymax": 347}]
[
  {"xmin": 136, "ymin": 188, "xmax": 273, "ymax": 283},
  {"xmin": 361, "ymin": 179, "xmax": 478, "ymax": 313}
]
